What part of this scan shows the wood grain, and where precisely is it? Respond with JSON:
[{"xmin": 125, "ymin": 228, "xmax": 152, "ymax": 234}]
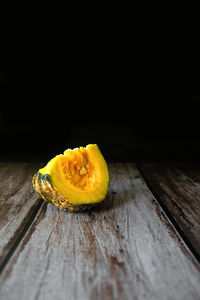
[
  {"xmin": 0, "ymin": 164, "xmax": 200, "ymax": 300},
  {"xmin": 0, "ymin": 163, "xmax": 42, "ymax": 270},
  {"xmin": 139, "ymin": 162, "xmax": 200, "ymax": 260}
]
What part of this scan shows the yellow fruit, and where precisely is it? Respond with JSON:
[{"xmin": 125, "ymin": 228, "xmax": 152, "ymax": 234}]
[{"xmin": 32, "ymin": 144, "xmax": 109, "ymax": 211}]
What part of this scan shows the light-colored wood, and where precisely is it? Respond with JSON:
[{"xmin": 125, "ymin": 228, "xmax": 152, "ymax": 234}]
[
  {"xmin": 0, "ymin": 164, "xmax": 200, "ymax": 300},
  {"xmin": 139, "ymin": 162, "xmax": 200, "ymax": 259},
  {"xmin": 0, "ymin": 163, "xmax": 41, "ymax": 268}
]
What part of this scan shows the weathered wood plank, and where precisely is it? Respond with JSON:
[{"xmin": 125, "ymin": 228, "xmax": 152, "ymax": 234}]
[
  {"xmin": 139, "ymin": 162, "xmax": 200, "ymax": 259},
  {"xmin": 0, "ymin": 163, "xmax": 42, "ymax": 270},
  {"xmin": 0, "ymin": 163, "xmax": 200, "ymax": 300}
]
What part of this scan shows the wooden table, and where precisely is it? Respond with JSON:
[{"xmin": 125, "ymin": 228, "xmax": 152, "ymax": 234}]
[{"xmin": 0, "ymin": 163, "xmax": 200, "ymax": 300}]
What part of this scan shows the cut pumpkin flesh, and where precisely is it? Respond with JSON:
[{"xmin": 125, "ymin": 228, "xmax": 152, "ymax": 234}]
[{"xmin": 32, "ymin": 144, "xmax": 109, "ymax": 211}]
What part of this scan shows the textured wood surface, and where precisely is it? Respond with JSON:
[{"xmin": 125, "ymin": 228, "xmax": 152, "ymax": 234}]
[
  {"xmin": 0, "ymin": 163, "xmax": 42, "ymax": 270},
  {"xmin": 0, "ymin": 164, "xmax": 200, "ymax": 300},
  {"xmin": 139, "ymin": 163, "xmax": 200, "ymax": 260}
]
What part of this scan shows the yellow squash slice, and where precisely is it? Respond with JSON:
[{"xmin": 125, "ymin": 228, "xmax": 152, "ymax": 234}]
[{"xmin": 33, "ymin": 144, "xmax": 109, "ymax": 211}]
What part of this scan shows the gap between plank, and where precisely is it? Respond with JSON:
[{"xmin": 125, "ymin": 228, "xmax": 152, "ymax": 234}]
[
  {"xmin": 136, "ymin": 163, "xmax": 200, "ymax": 265},
  {"xmin": 0, "ymin": 198, "xmax": 43, "ymax": 275}
]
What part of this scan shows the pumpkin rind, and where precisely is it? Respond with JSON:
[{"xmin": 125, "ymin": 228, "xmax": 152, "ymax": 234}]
[{"xmin": 32, "ymin": 144, "xmax": 109, "ymax": 211}]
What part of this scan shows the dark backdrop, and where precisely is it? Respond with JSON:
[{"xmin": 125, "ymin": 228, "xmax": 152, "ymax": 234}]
[{"xmin": 0, "ymin": 47, "xmax": 199, "ymax": 163}]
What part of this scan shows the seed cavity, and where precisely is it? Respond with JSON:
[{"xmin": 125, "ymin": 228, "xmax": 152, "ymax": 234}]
[
  {"xmin": 79, "ymin": 166, "xmax": 87, "ymax": 176},
  {"xmin": 61, "ymin": 150, "xmax": 94, "ymax": 190},
  {"xmin": 63, "ymin": 166, "xmax": 68, "ymax": 174}
]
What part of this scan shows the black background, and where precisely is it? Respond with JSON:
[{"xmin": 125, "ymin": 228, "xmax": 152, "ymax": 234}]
[{"xmin": 1, "ymin": 36, "xmax": 200, "ymax": 163}]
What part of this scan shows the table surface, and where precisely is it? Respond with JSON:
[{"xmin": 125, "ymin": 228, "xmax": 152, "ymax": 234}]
[{"xmin": 0, "ymin": 162, "xmax": 200, "ymax": 300}]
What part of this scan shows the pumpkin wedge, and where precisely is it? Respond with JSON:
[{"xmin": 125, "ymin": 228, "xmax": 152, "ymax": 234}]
[{"xmin": 33, "ymin": 144, "xmax": 109, "ymax": 211}]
